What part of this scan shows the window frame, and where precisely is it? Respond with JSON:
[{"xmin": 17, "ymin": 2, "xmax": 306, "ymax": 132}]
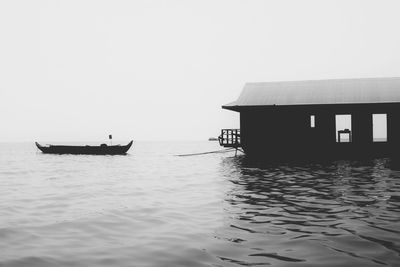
[
  {"xmin": 335, "ymin": 114, "xmax": 352, "ymax": 143},
  {"xmin": 310, "ymin": 115, "xmax": 316, "ymax": 128},
  {"xmin": 372, "ymin": 113, "xmax": 388, "ymax": 143}
]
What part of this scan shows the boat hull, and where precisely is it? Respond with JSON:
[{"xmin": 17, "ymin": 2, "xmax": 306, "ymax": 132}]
[{"xmin": 35, "ymin": 141, "xmax": 133, "ymax": 155}]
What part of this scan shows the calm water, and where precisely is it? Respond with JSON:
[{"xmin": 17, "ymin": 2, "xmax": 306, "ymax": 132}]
[{"xmin": 0, "ymin": 142, "xmax": 399, "ymax": 267}]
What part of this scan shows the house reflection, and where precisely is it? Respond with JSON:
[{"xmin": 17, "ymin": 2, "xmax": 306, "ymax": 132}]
[
  {"xmin": 218, "ymin": 155, "xmax": 399, "ymax": 226},
  {"xmin": 213, "ymin": 155, "xmax": 400, "ymax": 265}
]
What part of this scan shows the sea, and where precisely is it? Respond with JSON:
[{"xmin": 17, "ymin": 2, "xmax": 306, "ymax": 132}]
[{"xmin": 0, "ymin": 141, "xmax": 399, "ymax": 267}]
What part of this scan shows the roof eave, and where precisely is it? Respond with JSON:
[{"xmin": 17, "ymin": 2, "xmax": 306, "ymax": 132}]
[
  {"xmin": 222, "ymin": 105, "xmax": 241, "ymax": 112},
  {"xmin": 222, "ymin": 101, "xmax": 400, "ymax": 111}
]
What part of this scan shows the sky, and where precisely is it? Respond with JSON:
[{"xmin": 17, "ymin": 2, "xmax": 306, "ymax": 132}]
[{"xmin": 1, "ymin": 0, "xmax": 399, "ymax": 142}]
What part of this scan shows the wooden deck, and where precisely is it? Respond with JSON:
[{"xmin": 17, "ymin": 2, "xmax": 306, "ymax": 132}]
[{"xmin": 219, "ymin": 129, "xmax": 241, "ymax": 148}]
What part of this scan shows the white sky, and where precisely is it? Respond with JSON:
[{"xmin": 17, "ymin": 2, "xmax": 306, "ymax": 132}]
[{"xmin": 1, "ymin": 0, "xmax": 399, "ymax": 142}]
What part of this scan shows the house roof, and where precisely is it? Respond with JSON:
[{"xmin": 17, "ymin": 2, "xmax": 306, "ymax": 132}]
[{"xmin": 223, "ymin": 77, "xmax": 400, "ymax": 111}]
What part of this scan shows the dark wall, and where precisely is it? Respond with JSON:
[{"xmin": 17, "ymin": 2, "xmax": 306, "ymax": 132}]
[{"xmin": 239, "ymin": 103, "xmax": 400, "ymax": 159}]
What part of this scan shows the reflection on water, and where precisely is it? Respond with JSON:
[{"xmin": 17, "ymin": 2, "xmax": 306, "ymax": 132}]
[
  {"xmin": 1, "ymin": 143, "xmax": 400, "ymax": 267},
  {"xmin": 217, "ymin": 156, "xmax": 400, "ymax": 266}
]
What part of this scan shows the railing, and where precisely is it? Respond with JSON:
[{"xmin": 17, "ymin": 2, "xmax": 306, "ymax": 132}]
[{"xmin": 219, "ymin": 129, "xmax": 241, "ymax": 148}]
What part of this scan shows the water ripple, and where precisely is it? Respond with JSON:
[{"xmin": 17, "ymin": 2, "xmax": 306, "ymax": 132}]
[
  {"xmin": 217, "ymin": 156, "xmax": 400, "ymax": 266},
  {"xmin": 1, "ymin": 143, "xmax": 400, "ymax": 266}
]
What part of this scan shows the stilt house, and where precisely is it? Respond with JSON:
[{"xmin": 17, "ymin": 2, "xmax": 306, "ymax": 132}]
[{"xmin": 221, "ymin": 77, "xmax": 400, "ymax": 159}]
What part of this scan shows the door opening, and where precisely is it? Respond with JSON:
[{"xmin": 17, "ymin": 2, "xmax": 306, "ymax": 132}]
[{"xmin": 336, "ymin": 114, "xmax": 352, "ymax": 143}]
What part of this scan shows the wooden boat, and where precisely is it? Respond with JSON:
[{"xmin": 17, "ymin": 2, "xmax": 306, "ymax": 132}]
[{"xmin": 35, "ymin": 140, "xmax": 133, "ymax": 155}]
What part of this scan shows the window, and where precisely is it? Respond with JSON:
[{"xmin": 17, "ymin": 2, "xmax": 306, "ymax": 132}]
[
  {"xmin": 310, "ymin": 115, "xmax": 315, "ymax": 128},
  {"xmin": 372, "ymin": 114, "xmax": 387, "ymax": 142},
  {"xmin": 335, "ymin": 114, "xmax": 352, "ymax": 143}
]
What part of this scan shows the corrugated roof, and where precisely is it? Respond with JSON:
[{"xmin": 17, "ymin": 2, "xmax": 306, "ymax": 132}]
[{"xmin": 223, "ymin": 77, "xmax": 400, "ymax": 110}]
